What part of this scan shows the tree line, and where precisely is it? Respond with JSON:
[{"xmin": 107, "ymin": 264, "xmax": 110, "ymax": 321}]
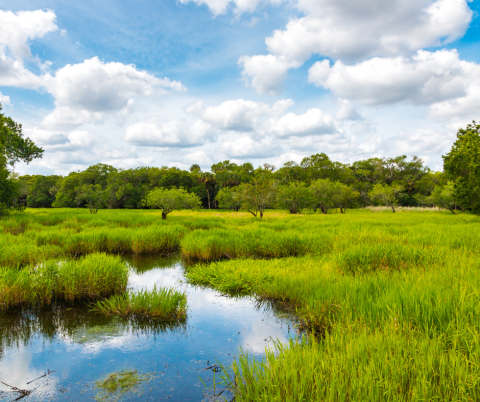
[{"xmin": 1, "ymin": 102, "xmax": 479, "ymax": 216}]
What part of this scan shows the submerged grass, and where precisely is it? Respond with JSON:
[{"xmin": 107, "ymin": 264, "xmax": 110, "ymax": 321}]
[
  {"xmin": 94, "ymin": 369, "xmax": 153, "ymax": 402},
  {"xmin": 92, "ymin": 285, "xmax": 187, "ymax": 319},
  {"xmin": 0, "ymin": 253, "xmax": 128, "ymax": 310}
]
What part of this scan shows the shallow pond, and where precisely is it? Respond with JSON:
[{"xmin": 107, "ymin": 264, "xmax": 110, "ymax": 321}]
[{"xmin": 0, "ymin": 255, "xmax": 297, "ymax": 401}]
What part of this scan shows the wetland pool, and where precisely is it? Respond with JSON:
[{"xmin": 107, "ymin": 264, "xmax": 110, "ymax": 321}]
[{"xmin": 0, "ymin": 255, "xmax": 297, "ymax": 401}]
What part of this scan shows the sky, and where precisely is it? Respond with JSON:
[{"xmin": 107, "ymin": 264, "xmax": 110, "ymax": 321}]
[{"xmin": 1, "ymin": 0, "xmax": 479, "ymax": 175}]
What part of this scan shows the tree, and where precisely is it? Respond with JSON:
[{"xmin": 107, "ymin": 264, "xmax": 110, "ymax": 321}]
[
  {"xmin": 276, "ymin": 181, "xmax": 309, "ymax": 214},
  {"xmin": 427, "ymin": 182, "xmax": 458, "ymax": 214},
  {"xmin": 190, "ymin": 164, "xmax": 201, "ymax": 173},
  {"xmin": 144, "ymin": 188, "xmax": 201, "ymax": 219},
  {"xmin": 369, "ymin": 183, "xmax": 403, "ymax": 213},
  {"xmin": 237, "ymin": 176, "xmax": 277, "ymax": 218},
  {"xmin": 78, "ymin": 184, "xmax": 108, "ymax": 214},
  {"xmin": 0, "ymin": 103, "xmax": 43, "ymax": 215},
  {"xmin": 27, "ymin": 175, "xmax": 63, "ymax": 208},
  {"xmin": 309, "ymin": 179, "xmax": 334, "ymax": 214},
  {"xmin": 216, "ymin": 187, "xmax": 242, "ymax": 211},
  {"xmin": 198, "ymin": 172, "xmax": 217, "ymax": 209},
  {"xmin": 443, "ymin": 121, "xmax": 480, "ymax": 214},
  {"xmin": 330, "ymin": 182, "xmax": 360, "ymax": 213}
]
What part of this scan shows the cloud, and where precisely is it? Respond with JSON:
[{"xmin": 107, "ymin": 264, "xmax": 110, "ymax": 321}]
[
  {"xmin": 0, "ymin": 10, "xmax": 57, "ymax": 89},
  {"xmin": 0, "ymin": 10, "xmax": 58, "ymax": 60},
  {"xmin": 308, "ymin": 50, "xmax": 480, "ymax": 119},
  {"xmin": 0, "ymin": 92, "xmax": 11, "ymax": 106},
  {"xmin": 392, "ymin": 128, "xmax": 455, "ymax": 156},
  {"xmin": 221, "ymin": 136, "xmax": 281, "ymax": 158},
  {"xmin": 125, "ymin": 119, "xmax": 211, "ymax": 147},
  {"xmin": 24, "ymin": 128, "xmax": 68, "ymax": 145},
  {"xmin": 335, "ymin": 100, "xmax": 362, "ymax": 121},
  {"xmin": 187, "ymin": 98, "xmax": 294, "ymax": 131},
  {"xmin": 178, "ymin": 0, "xmax": 283, "ymax": 15},
  {"xmin": 266, "ymin": 108, "xmax": 338, "ymax": 137},
  {"xmin": 239, "ymin": 55, "xmax": 292, "ymax": 95},
  {"xmin": 40, "ymin": 57, "xmax": 185, "ymax": 129},
  {"xmin": 240, "ymin": 0, "xmax": 473, "ymax": 94}
]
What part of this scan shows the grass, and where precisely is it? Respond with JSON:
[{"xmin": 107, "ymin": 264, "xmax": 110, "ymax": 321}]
[
  {"xmin": 91, "ymin": 285, "xmax": 187, "ymax": 319},
  {"xmin": 180, "ymin": 210, "xmax": 480, "ymax": 401},
  {"xmin": 3, "ymin": 207, "xmax": 480, "ymax": 400},
  {"xmin": 94, "ymin": 369, "xmax": 153, "ymax": 402},
  {"xmin": 0, "ymin": 253, "xmax": 128, "ymax": 310}
]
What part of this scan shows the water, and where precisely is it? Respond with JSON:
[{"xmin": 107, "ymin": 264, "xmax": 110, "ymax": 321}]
[{"xmin": 0, "ymin": 255, "xmax": 297, "ymax": 401}]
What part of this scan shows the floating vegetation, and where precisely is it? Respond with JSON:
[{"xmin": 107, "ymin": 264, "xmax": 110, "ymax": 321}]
[
  {"xmin": 91, "ymin": 285, "xmax": 187, "ymax": 320},
  {"xmin": 94, "ymin": 369, "xmax": 153, "ymax": 402}
]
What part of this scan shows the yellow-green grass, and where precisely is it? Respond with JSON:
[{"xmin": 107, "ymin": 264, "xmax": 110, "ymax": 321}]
[
  {"xmin": 92, "ymin": 285, "xmax": 187, "ymax": 319},
  {"xmin": 0, "ymin": 253, "xmax": 128, "ymax": 310}
]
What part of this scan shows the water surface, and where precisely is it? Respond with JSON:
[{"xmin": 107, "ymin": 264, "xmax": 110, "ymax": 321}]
[{"xmin": 0, "ymin": 255, "xmax": 296, "ymax": 401}]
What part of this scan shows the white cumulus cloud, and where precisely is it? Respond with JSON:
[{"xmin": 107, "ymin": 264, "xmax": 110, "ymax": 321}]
[
  {"xmin": 266, "ymin": 108, "xmax": 338, "ymax": 137},
  {"xmin": 41, "ymin": 57, "xmax": 185, "ymax": 129},
  {"xmin": 125, "ymin": 119, "xmax": 211, "ymax": 148},
  {"xmin": 187, "ymin": 98, "xmax": 294, "ymax": 131},
  {"xmin": 240, "ymin": 0, "xmax": 473, "ymax": 94},
  {"xmin": 308, "ymin": 50, "xmax": 480, "ymax": 119}
]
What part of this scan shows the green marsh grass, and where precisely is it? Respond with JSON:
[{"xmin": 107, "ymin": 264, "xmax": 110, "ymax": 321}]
[
  {"xmin": 92, "ymin": 285, "xmax": 187, "ymax": 319},
  {"xmin": 0, "ymin": 253, "xmax": 128, "ymax": 310}
]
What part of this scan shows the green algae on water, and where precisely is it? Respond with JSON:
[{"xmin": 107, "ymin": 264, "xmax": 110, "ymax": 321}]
[{"xmin": 94, "ymin": 369, "xmax": 153, "ymax": 402}]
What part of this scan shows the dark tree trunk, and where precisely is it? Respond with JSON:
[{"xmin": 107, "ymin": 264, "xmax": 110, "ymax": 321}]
[
  {"xmin": 260, "ymin": 210, "xmax": 263, "ymax": 218},
  {"xmin": 162, "ymin": 211, "xmax": 167, "ymax": 219},
  {"xmin": 391, "ymin": 205, "xmax": 396, "ymax": 213}
]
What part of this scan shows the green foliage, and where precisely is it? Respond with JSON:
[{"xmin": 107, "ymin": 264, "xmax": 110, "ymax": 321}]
[
  {"xmin": 0, "ymin": 103, "xmax": 44, "ymax": 167},
  {"xmin": 427, "ymin": 182, "xmax": 458, "ymax": 213},
  {"xmin": 369, "ymin": 183, "xmax": 403, "ymax": 212},
  {"xmin": 216, "ymin": 186, "xmax": 242, "ymax": 211},
  {"xmin": 92, "ymin": 285, "xmax": 187, "ymax": 319},
  {"xmin": 237, "ymin": 175, "xmax": 277, "ymax": 218},
  {"xmin": 144, "ymin": 187, "xmax": 201, "ymax": 219},
  {"xmin": 443, "ymin": 121, "xmax": 480, "ymax": 213},
  {"xmin": 78, "ymin": 184, "xmax": 108, "ymax": 213},
  {"xmin": 26, "ymin": 175, "xmax": 62, "ymax": 208},
  {"xmin": 0, "ymin": 103, "xmax": 43, "ymax": 215},
  {"xmin": 276, "ymin": 181, "xmax": 309, "ymax": 214}
]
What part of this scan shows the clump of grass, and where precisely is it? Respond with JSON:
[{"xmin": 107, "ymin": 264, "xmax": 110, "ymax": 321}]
[
  {"xmin": 0, "ymin": 253, "xmax": 128, "ymax": 310},
  {"xmin": 92, "ymin": 285, "xmax": 187, "ymax": 319},
  {"xmin": 94, "ymin": 369, "xmax": 152, "ymax": 402}
]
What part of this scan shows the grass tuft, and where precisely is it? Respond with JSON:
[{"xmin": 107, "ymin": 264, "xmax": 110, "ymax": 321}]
[
  {"xmin": 91, "ymin": 285, "xmax": 187, "ymax": 320},
  {"xmin": 0, "ymin": 253, "xmax": 128, "ymax": 310}
]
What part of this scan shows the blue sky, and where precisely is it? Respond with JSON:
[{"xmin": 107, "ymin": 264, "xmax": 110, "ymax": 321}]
[{"xmin": 1, "ymin": 0, "xmax": 479, "ymax": 174}]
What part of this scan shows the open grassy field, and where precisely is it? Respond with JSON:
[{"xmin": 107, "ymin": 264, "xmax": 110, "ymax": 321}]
[{"xmin": 1, "ymin": 207, "xmax": 479, "ymax": 400}]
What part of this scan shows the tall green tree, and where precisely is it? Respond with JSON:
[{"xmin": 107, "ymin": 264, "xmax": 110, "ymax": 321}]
[
  {"xmin": 0, "ymin": 103, "xmax": 43, "ymax": 215},
  {"xmin": 443, "ymin": 121, "xmax": 480, "ymax": 214}
]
